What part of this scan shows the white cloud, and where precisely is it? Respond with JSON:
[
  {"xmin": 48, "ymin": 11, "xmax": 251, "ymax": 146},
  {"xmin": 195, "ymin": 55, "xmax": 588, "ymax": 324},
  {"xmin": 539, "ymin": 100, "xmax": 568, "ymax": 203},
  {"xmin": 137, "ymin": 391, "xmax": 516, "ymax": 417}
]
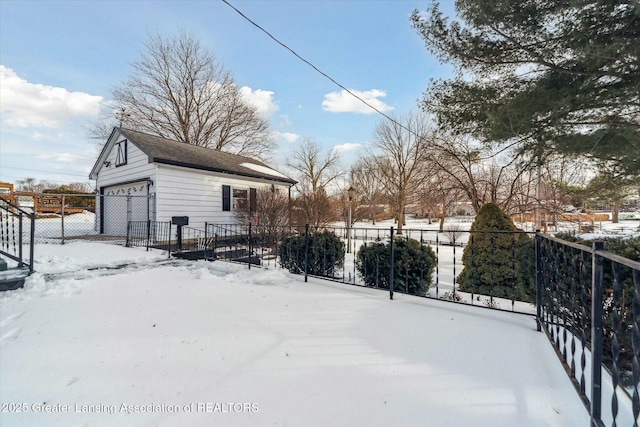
[
  {"xmin": 36, "ymin": 152, "xmax": 84, "ymax": 163},
  {"xmin": 274, "ymin": 131, "xmax": 300, "ymax": 144},
  {"xmin": 240, "ymin": 86, "xmax": 278, "ymax": 117},
  {"xmin": 278, "ymin": 114, "xmax": 292, "ymax": 127},
  {"xmin": 0, "ymin": 65, "xmax": 103, "ymax": 128},
  {"xmin": 322, "ymin": 89, "xmax": 393, "ymax": 114},
  {"xmin": 333, "ymin": 143, "xmax": 362, "ymax": 154}
]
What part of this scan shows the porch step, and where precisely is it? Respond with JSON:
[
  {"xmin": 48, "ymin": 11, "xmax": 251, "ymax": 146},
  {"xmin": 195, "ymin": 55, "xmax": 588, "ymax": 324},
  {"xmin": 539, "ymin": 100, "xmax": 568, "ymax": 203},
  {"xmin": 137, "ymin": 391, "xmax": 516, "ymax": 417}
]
[{"xmin": 0, "ymin": 266, "xmax": 30, "ymax": 291}]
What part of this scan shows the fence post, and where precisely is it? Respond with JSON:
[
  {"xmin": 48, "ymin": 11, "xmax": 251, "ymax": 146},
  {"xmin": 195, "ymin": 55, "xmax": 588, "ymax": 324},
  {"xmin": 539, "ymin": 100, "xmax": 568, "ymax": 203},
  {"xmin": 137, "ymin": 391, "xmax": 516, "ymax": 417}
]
[
  {"xmin": 29, "ymin": 212, "xmax": 35, "ymax": 273},
  {"xmin": 304, "ymin": 224, "xmax": 309, "ymax": 283},
  {"xmin": 126, "ymin": 222, "xmax": 131, "ymax": 247},
  {"xmin": 18, "ymin": 212, "xmax": 23, "ymax": 264},
  {"xmin": 168, "ymin": 223, "xmax": 172, "ymax": 258},
  {"xmin": 204, "ymin": 222, "xmax": 209, "ymax": 260},
  {"xmin": 248, "ymin": 222, "xmax": 252, "ymax": 270},
  {"xmin": 591, "ymin": 241, "xmax": 604, "ymax": 427},
  {"xmin": 61, "ymin": 195, "xmax": 65, "ymax": 245},
  {"xmin": 535, "ymin": 230, "xmax": 542, "ymax": 332},
  {"xmin": 389, "ymin": 226, "xmax": 394, "ymax": 300},
  {"xmin": 146, "ymin": 219, "xmax": 151, "ymax": 251}
]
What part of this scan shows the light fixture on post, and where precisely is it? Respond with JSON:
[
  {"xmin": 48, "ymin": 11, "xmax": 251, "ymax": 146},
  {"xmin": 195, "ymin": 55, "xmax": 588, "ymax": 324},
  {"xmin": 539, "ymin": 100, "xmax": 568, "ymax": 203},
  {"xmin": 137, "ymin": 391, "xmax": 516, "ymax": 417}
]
[{"xmin": 347, "ymin": 186, "xmax": 356, "ymax": 253}]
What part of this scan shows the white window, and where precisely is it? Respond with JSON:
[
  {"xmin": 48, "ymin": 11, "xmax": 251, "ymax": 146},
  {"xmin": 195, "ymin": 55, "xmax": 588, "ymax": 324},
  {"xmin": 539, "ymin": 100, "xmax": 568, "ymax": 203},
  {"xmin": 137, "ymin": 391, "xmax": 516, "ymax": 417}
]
[{"xmin": 233, "ymin": 189, "xmax": 248, "ymax": 211}]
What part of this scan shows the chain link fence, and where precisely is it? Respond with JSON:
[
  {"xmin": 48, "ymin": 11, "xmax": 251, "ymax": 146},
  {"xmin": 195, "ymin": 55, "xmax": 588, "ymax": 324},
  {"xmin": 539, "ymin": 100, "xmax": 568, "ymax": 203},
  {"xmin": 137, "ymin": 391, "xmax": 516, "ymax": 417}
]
[{"xmin": 6, "ymin": 193, "xmax": 154, "ymax": 244}]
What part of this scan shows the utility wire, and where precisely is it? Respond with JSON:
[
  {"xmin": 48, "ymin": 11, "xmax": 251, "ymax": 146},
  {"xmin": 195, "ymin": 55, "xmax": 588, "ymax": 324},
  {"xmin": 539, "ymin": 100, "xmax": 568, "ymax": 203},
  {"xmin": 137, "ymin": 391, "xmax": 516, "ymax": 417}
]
[
  {"xmin": 220, "ymin": 0, "xmax": 414, "ymax": 136},
  {"xmin": 1, "ymin": 166, "xmax": 89, "ymax": 178},
  {"xmin": 221, "ymin": 0, "xmax": 507, "ymax": 162}
]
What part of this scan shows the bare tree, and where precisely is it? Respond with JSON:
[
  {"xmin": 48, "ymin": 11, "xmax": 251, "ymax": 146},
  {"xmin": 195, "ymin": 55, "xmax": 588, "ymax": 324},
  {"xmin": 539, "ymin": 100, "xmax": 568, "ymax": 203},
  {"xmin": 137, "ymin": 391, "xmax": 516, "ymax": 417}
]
[
  {"xmin": 417, "ymin": 169, "xmax": 466, "ymax": 231},
  {"xmin": 348, "ymin": 157, "xmax": 385, "ymax": 225},
  {"xmin": 287, "ymin": 139, "xmax": 342, "ymax": 226},
  {"xmin": 370, "ymin": 112, "xmax": 434, "ymax": 234},
  {"xmin": 15, "ymin": 178, "xmax": 53, "ymax": 193},
  {"xmin": 429, "ymin": 135, "xmax": 533, "ymax": 215},
  {"xmin": 109, "ymin": 32, "xmax": 274, "ymax": 160},
  {"xmin": 235, "ymin": 185, "xmax": 291, "ymax": 229}
]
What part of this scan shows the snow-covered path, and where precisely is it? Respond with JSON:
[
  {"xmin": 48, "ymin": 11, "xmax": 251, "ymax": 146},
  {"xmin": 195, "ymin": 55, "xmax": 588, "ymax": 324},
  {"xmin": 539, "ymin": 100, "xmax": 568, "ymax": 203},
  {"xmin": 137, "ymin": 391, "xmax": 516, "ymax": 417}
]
[{"xmin": 0, "ymin": 243, "xmax": 590, "ymax": 426}]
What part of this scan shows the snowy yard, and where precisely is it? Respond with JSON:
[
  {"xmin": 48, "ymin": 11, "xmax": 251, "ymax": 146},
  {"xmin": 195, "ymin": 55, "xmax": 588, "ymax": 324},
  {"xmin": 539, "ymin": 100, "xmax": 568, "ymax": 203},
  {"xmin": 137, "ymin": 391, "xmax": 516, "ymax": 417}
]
[{"xmin": 0, "ymin": 242, "xmax": 593, "ymax": 426}]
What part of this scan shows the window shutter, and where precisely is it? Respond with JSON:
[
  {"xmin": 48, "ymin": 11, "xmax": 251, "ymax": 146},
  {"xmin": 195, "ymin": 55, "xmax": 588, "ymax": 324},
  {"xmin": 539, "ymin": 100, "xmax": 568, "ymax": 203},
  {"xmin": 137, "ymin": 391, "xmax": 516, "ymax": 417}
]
[
  {"xmin": 222, "ymin": 185, "xmax": 231, "ymax": 211},
  {"xmin": 249, "ymin": 188, "xmax": 257, "ymax": 213}
]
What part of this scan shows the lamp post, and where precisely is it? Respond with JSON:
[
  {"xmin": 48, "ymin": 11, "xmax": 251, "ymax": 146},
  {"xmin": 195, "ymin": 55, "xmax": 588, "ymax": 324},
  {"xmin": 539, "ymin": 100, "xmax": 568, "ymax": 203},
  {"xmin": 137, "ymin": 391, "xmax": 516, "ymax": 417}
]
[{"xmin": 347, "ymin": 186, "xmax": 356, "ymax": 253}]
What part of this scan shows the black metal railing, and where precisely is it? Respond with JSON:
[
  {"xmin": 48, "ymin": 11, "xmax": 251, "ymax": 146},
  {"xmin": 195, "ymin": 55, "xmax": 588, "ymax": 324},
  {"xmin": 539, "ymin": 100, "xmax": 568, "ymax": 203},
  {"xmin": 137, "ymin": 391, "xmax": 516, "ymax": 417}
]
[
  {"xmin": 129, "ymin": 220, "xmax": 639, "ymax": 425},
  {"xmin": 204, "ymin": 223, "xmax": 537, "ymax": 314},
  {"xmin": 537, "ymin": 233, "xmax": 640, "ymax": 427},
  {"xmin": 0, "ymin": 198, "xmax": 34, "ymax": 273},
  {"xmin": 126, "ymin": 220, "xmax": 172, "ymax": 256}
]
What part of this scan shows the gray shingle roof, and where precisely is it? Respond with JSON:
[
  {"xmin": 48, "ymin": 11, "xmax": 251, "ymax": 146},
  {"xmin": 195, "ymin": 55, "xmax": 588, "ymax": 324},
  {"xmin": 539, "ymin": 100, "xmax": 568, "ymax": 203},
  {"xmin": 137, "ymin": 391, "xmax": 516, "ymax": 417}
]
[{"xmin": 119, "ymin": 128, "xmax": 296, "ymax": 185}]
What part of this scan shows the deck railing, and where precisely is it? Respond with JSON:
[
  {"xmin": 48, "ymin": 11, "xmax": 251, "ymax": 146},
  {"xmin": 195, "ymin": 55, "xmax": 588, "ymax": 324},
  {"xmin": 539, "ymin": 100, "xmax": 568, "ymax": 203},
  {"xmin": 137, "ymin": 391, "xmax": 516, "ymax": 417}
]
[
  {"xmin": 127, "ymin": 220, "xmax": 640, "ymax": 425},
  {"xmin": 537, "ymin": 233, "xmax": 640, "ymax": 427},
  {"xmin": 0, "ymin": 198, "xmax": 34, "ymax": 273}
]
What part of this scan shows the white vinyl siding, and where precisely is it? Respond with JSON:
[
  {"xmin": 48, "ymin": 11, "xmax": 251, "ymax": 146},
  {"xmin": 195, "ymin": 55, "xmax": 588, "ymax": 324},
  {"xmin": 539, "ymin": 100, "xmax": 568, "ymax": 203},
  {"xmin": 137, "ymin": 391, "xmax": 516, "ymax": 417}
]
[
  {"xmin": 96, "ymin": 137, "xmax": 155, "ymax": 188},
  {"xmin": 94, "ymin": 136, "xmax": 156, "ymax": 234},
  {"xmin": 154, "ymin": 164, "xmax": 289, "ymax": 231}
]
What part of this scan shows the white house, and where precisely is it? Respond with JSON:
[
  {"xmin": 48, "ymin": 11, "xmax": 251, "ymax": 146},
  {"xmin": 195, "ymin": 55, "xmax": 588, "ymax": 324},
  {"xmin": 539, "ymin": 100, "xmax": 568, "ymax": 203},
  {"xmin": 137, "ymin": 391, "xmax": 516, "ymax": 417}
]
[{"xmin": 89, "ymin": 127, "xmax": 296, "ymax": 235}]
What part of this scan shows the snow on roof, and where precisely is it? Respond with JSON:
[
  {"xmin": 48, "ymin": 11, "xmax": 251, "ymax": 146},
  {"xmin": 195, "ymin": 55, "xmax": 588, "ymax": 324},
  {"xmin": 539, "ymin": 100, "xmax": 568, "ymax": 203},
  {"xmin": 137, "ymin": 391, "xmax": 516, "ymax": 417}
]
[{"xmin": 240, "ymin": 162, "xmax": 289, "ymax": 179}]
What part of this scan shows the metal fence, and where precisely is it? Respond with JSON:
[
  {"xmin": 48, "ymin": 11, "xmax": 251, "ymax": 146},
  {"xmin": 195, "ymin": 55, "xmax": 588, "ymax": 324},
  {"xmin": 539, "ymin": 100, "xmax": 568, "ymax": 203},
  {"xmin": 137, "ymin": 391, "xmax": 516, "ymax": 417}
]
[
  {"xmin": 204, "ymin": 223, "xmax": 538, "ymax": 314},
  {"xmin": 125, "ymin": 220, "xmax": 173, "ymax": 256},
  {"xmin": 4, "ymin": 193, "xmax": 153, "ymax": 244},
  {"xmin": 537, "ymin": 234, "xmax": 640, "ymax": 427},
  {"xmin": 203, "ymin": 223, "xmax": 640, "ymax": 426},
  {"xmin": 0, "ymin": 198, "xmax": 34, "ymax": 273}
]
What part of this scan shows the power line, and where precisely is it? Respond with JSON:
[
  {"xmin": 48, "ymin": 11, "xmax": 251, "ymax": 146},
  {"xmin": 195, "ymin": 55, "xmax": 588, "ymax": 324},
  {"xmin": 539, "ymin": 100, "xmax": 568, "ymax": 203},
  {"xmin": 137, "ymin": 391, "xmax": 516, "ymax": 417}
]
[
  {"xmin": 0, "ymin": 174, "xmax": 92, "ymax": 185},
  {"xmin": 220, "ymin": 0, "xmax": 414, "ymax": 135},
  {"xmin": 220, "ymin": 0, "xmax": 515, "ymax": 163},
  {"xmin": 1, "ymin": 166, "xmax": 89, "ymax": 178}
]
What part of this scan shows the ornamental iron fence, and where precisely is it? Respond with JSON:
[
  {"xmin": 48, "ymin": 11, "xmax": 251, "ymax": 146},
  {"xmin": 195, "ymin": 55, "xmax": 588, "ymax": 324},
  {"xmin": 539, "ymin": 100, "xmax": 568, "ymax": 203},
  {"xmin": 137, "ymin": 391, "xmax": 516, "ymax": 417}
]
[
  {"xmin": 204, "ymin": 223, "xmax": 538, "ymax": 314},
  {"xmin": 537, "ymin": 233, "xmax": 640, "ymax": 427}
]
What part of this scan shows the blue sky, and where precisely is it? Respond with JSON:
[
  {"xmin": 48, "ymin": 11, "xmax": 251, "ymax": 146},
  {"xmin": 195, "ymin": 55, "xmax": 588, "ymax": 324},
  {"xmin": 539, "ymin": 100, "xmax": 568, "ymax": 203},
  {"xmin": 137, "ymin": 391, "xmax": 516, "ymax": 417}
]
[{"xmin": 0, "ymin": 0, "xmax": 456, "ymax": 188}]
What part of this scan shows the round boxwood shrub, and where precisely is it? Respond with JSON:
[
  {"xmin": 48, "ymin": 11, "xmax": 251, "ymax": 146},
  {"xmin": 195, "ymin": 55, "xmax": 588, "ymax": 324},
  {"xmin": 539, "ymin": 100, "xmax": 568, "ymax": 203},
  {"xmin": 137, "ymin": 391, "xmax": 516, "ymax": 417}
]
[
  {"xmin": 279, "ymin": 230, "xmax": 344, "ymax": 277},
  {"xmin": 356, "ymin": 236, "xmax": 436, "ymax": 296}
]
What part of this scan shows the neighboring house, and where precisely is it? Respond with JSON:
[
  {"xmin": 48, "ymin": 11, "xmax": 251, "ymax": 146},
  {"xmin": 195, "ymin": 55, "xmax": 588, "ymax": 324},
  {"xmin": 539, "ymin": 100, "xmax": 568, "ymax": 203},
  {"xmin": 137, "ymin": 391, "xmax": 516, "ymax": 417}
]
[{"xmin": 89, "ymin": 127, "xmax": 296, "ymax": 235}]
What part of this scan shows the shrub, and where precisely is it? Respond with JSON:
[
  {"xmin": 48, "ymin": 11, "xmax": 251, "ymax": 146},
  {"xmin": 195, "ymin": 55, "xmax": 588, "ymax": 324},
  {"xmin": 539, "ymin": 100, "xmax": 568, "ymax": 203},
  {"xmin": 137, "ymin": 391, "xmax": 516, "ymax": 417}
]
[
  {"xmin": 458, "ymin": 203, "xmax": 535, "ymax": 302},
  {"xmin": 356, "ymin": 236, "xmax": 436, "ymax": 296},
  {"xmin": 278, "ymin": 230, "xmax": 344, "ymax": 277}
]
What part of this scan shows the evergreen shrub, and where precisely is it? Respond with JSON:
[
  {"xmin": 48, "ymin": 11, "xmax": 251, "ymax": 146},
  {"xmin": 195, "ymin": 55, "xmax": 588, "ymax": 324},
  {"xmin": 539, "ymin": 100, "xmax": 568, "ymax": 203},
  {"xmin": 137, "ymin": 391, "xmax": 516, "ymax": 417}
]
[
  {"xmin": 356, "ymin": 236, "xmax": 436, "ymax": 296},
  {"xmin": 279, "ymin": 230, "xmax": 344, "ymax": 277},
  {"xmin": 458, "ymin": 203, "xmax": 535, "ymax": 302}
]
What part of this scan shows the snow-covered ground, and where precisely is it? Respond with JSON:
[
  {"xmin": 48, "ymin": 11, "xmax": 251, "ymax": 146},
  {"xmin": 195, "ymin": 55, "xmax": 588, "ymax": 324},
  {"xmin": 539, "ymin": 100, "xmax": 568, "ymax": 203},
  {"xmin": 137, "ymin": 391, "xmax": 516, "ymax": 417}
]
[{"xmin": 0, "ymin": 242, "xmax": 598, "ymax": 426}]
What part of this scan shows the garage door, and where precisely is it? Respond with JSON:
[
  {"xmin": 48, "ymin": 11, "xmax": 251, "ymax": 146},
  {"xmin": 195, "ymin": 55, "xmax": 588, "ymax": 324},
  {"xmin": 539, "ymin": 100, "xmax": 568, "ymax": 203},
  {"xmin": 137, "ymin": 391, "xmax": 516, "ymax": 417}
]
[{"xmin": 102, "ymin": 181, "xmax": 149, "ymax": 236}]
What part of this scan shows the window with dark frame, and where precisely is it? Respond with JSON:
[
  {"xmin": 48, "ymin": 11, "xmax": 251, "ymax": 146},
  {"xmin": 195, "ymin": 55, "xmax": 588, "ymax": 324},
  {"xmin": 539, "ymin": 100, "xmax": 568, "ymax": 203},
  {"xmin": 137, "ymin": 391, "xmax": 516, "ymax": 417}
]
[{"xmin": 115, "ymin": 140, "xmax": 128, "ymax": 167}]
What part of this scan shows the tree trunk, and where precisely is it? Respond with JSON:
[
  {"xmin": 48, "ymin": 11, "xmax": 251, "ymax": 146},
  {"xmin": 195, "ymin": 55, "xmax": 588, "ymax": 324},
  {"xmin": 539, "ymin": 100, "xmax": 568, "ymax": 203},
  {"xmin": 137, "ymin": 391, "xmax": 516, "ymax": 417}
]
[
  {"xmin": 612, "ymin": 202, "xmax": 620, "ymax": 223},
  {"xmin": 397, "ymin": 203, "xmax": 404, "ymax": 235}
]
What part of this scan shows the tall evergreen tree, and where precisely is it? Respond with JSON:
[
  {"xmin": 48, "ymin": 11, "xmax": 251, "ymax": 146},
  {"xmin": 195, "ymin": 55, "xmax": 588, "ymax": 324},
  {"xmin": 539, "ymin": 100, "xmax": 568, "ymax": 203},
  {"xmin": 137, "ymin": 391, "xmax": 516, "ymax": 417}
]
[{"xmin": 412, "ymin": 0, "xmax": 640, "ymax": 176}]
